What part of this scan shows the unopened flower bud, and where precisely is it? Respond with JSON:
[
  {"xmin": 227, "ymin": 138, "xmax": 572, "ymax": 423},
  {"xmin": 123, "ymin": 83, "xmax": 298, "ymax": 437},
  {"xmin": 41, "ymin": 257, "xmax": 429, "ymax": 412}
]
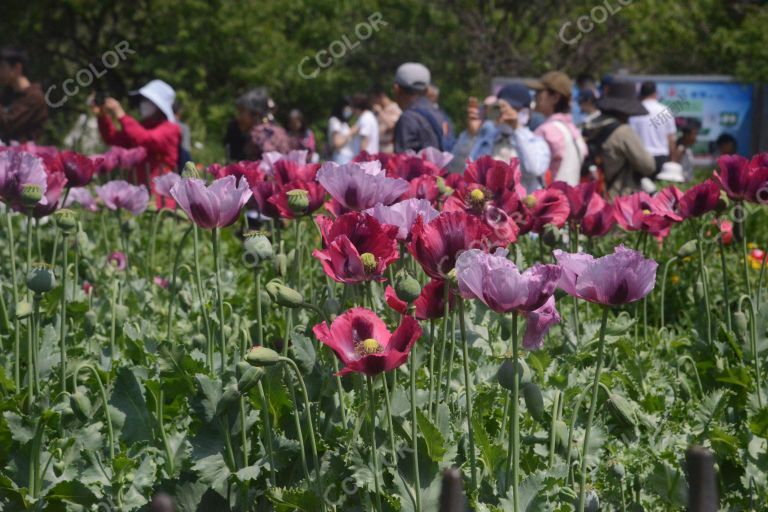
[
  {"xmin": 246, "ymin": 346, "xmax": 282, "ymax": 367},
  {"xmin": 734, "ymin": 311, "xmax": 748, "ymax": 339},
  {"xmin": 360, "ymin": 252, "xmax": 377, "ymax": 273},
  {"xmin": 286, "ymin": 189, "xmax": 309, "ymax": 215},
  {"xmin": 182, "ymin": 161, "xmax": 199, "ymax": 179},
  {"xmin": 21, "ymin": 184, "xmax": 42, "ymax": 206},
  {"xmin": 265, "ymin": 280, "xmax": 304, "ymax": 308},
  {"xmin": 69, "ymin": 391, "xmax": 92, "ymax": 422},
  {"xmin": 27, "ymin": 265, "xmax": 56, "ymax": 294},
  {"xmin": 394, "ymin": 270, "xmax": 421, "ymax": 303},
  {"xmin": 275, "ymin": 252, "xmax": 288, "ymax": 277},
  {"xmin": 677, "ymin": 240, "xmax": 698, "ymax": 257},
  {"xmin": 54, "ymin": 209, "xmax": 78, "ymax": 234}
]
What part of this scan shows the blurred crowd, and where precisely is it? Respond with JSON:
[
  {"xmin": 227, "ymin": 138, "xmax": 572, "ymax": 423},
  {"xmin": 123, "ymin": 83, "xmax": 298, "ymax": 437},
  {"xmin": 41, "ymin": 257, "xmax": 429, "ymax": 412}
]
[{"xmin": 1, "ymin": 46, "xmax": 742, "ymax": 199}]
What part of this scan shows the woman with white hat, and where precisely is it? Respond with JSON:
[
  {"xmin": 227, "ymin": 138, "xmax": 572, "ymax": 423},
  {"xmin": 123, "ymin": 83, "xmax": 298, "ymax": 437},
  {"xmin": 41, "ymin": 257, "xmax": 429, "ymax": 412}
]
[{"xmin": 95, "ymin": 79, "xmax": 181, "ymax": 207}]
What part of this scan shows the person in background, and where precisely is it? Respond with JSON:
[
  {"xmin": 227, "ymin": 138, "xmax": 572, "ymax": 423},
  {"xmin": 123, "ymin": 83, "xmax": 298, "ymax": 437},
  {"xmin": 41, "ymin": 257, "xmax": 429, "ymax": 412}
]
[
  {"xmin": 449, "ymin": 95, "xmax": 495, "ymax": 174},
  {"xmin": 96, "ymin": 79, "xmax": 181, "ymax": 205},
  {"xmin": 393, "ymin": 62, "xmax": 445, "ymax": 152},
  {"xmin": 0, "ymin": 46, "xmax": 48, "ymax": 143},
  {"xmin": 577, "ymin": 89, "xmax": 600, "ymax": 128},
  {"xmin": 349, "ymin": 93, "xmax": 379, "ymax": 156},
  {"xmin": 584, "ymin": 81, "xmax": 655, "ymax": 195},
  {"xmin": 629, "ymin": 81, "xmax": 678, "ymax": 173},
  {"xmin": 287, "ymin": 109, "xmax": 317, "ymax": 159},
  {"xmin": 467, "ymin": 83, "xmax": 550, "ymax": 192},
  {"xmin": 173, "ymin": 100, "xmax": 192, "ymax": 170},
  {"xmin": 63, "ymin": 97, "xmax": 103, "ymax": 154},
  {"xmin": 427, "ymin": 84, "xmax": 455, "ymax": 150},
  {"xmin": 715, "ymin": 133, "xmax": 738, "ymax": 156},
  {"xmin": 232, "ymin": 88, "xmax": 290, "ymax": 161},
  {"xmin": 327, "ymin": 97, "xmax": 355, "ymax": 164},
  {"xmin": 674, "ymin": 119, "xmax": 700, "ymax": 182},
  {"xmin": 527, "ymin": 71, "xmax": 587, "ymax": 186},
  {"xmin": 370, "ymin": 84, "xmax": 401, "ymax": 153}
]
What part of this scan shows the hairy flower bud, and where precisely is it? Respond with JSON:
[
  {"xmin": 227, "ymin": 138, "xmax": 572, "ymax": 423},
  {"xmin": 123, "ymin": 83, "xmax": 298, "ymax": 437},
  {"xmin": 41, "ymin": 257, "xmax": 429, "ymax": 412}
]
[
  {"xmin": 265, "ymin": 280, "xmax": 304, "ymax": 308},
  {"xmin": 677, "ymin": 240, "xmax": 698, "ymax": 257},
  {"xmin": 54, "ymin": 208, "xmax": 78, "ymax": 234},
  {"xmin": 245, "ymin": 346, "xmax": 282, "ymax": 367},
  {"xmin": 182, "ymin": 161, "xmax": 199, "ymax": 179},
  {"xmin": 394, "ymin": 270, "xmax": 421, "ymax": 303}
]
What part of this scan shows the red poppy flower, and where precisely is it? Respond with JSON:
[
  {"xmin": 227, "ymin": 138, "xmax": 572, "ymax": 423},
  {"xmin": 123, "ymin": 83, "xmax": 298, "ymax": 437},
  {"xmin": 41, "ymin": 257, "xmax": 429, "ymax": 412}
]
[
  {"xmin": 250, "ymin": 180, "xmax": 282, "ymax": 218},
  {"xmin": 54, "ymin": 150, "xmax": 96, "ymax": 188},
  {"xmin": 268, "ymin": 180, "xmax": 325, "ymax": 219},
  {"xmin": 271, "ymin": 159, "xmax": 320, "ymax": 187},
  {"xmin": 208, "ymin": 161, "xmax": 264, "ymax": 189},
  {"xmin": 580, "ymin": 193, "xmax": 615, "ymax": 237},
  {"xmin": 714, "ymin": 154, "xmax": 751, "ymax": 200},
  {"xmin": 400, "ymin": 175, "xmax": 441, "ymax": 204},
  {"xmin": 678, "ymin": 179, "xmax": 721, "ymax": 219},
  {"xmin": 463, "ymin": 157, "xmax": 526, "ymax": 207},
  {"xmin": 524, "ymin": 188, "xmax": 571, "ymax": 234},
  {"xmin": 746, "ymin": 154, "xmax": 768, "ymax": 204},
  {"xmin": 387, "ymin": 155, "xmax": 442, "ymax": 180},
  {"xmin": 549, "ymin": 181, "xmax": 596, "ymax": 223},
  {"xmin": 313, "ymin": 212, "xmax": 399, "ymax": 284},
  {"xmin": 31, "ymin": 168, "xmax": 68, "ymax": 218},
  {"xmin": 407, "ymin": 211, "xmax": 498, "ymax": 280},
  {"xmin": 384, "ymin": 279, "xmax": 455, "ymax": 320},
  {"xmin": 313, "ymin": 307, "xmax": 422, "ymax": 376}
]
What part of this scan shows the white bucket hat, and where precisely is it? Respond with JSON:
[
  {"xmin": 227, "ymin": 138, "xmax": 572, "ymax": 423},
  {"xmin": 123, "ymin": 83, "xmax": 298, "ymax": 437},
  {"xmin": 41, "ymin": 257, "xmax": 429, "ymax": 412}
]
[
  {"xmin": 657, "ymin": 161, "xmax": 685, "ymax": 183},
  {"xmin": 130, "ymin": 79, "xmax": 176, "ymax": 123}
]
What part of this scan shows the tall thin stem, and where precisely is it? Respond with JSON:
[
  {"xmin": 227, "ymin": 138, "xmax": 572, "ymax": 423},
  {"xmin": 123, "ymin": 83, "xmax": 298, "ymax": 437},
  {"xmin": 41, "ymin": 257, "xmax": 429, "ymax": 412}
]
[
  {"xmin": 434, "ymin": 283, "xmax": 451, "ymax": 414},
  {"xmin": 192, "ymin": 225, "xmax": 213, "ymax": 370},
  {"xmin": 212, "ymin": 228, "xmax": 226, "ymax": 373},
  {"xmin": 660, "ymin": 256, "xmax": 677, "ymax": 329},
  {"xmin": 740, "ymin": 211, "xmax": 752, "ymax": 297},
  {"xmin": 410, "ymin": 353, "xmax": 422, "ymax": 511},
  {"xmin": 695, "ymin": 224, "xmax": 713, "ymax": 347},
  {"xmin": 5, "ymin": 214, "xmax": 20, "ymax": 389},
  {"xmin": 718, "ymin": 235, "xmax": 732, "ymax": 330},
  {"xmin": 458, "ymin": 298, "xmax": 478, "ymax": 491},
  {"xmin": 257, "ymin": 381, "xmax": 276, "ymax": 486},
  {"xmin": 59, "ymin": 233, "xmax": 68, "ymax": 396},
  {"xmin": 366, "ymin": 377, "xmax": 384, "ymax": 512},
  {"xmin": 504, "ymin": 313, "xmax": 520, "ymax": 510},
  {"xmin": 578, "ymin": 307, "xmax": 610, "ymax": 512},
  {"xmin": 166, "ymin": 225, "xmax": 194, "ymax": 342}
]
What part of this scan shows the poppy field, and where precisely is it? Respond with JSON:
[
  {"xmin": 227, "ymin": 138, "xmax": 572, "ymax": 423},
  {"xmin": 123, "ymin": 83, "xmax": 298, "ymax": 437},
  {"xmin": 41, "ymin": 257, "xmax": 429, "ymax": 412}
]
[{"xmin": 0, "ymin": 146, "xmax": 767, "ymax": 511}]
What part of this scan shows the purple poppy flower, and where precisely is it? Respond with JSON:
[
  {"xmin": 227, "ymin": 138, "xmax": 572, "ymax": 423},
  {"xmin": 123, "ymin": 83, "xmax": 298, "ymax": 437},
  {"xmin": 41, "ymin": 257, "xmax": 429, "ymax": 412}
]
[
  {"xmin": 0, "ymin": 150, "xmax": 48, "ymax": 206},
  {"xmin": 108, "ymin": 251, "xmax": 127, "ymax": 270},
  {"xmin": 316, "ymin": 161, "xmax": 409, "ymax": 210},
  {"xmin": 522, "ymin": 296, "xmax": 560, "ymax": 350},
  {"xmin": 260, "ymin": 149, "xmax": 308, "ymax": 175},
  {"xmin": 153, "ymin": 173, "xmax": 181, "ymax": 198},
  {"xmin": 65, "ymin": 187, "xmax": 99, "ymax": 212},
  {"xmin": 456, "ymin": 248, "xmax": 562, "ymax": 313},
  {"xmin": 418, "ymin": 147, "xmax": 454, "ymax": 169},
  {"xmin": 170, "ymin": 175, "xmax": 252, "ymax": 229},
  {"xmin": 554, "ymin": 245, "xmax": 658, "ymax": 305},
  {"xmin": 95, "ymin": 180, "xmax": 149, "ymax": 215},
  {"xmin": 365, "ymin": 198, "xmax": 439, "ymax": 240}
]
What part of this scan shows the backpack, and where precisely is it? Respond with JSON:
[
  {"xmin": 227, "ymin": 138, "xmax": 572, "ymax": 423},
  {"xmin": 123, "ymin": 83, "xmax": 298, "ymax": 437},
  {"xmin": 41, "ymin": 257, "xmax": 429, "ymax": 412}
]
[{"xmin": 580, "ymin": 119, "xmax": 621, "ymax": 180}]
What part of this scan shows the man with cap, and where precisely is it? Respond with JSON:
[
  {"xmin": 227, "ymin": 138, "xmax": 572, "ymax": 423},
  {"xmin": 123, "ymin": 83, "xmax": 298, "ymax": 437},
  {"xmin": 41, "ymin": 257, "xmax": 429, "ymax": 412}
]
[
  {"xmin": 0, "ymin": 46, "xmax": 48, "ymax": 143},
  {"xmin": 464, "ymin": 82, "xmax": 550, "ymax": 192},
  {"xmin": 392, "ymin": 62, "xmax": 445, "ymax": 153},
  {"xmin": 527, "ymin": 71, "xmax": 588, "ymax": 186},
  {"xmin": 583, "ymin": 81, "xmax": 655, "ymax": 196},
  {"xmin": 96, "ymin": 79, "xmax": 181, "ymax": 207},
  {"xmin": 628, "ymin": 81, "xmax": 679, "ymax": 173}
]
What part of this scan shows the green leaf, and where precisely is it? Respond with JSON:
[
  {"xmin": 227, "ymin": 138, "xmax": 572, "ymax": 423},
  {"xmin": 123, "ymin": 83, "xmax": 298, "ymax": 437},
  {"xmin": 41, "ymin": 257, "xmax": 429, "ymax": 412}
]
[
  {"xmin": 268, "ymin": 486, "xmax": 321, "ymax": 511},
  {"xmin": 45, "ymin": 480, "xmax": 97, "ymax": 507},
  {"xmin": 108, "ymin": 367, "xmax": 152, "ymax": 443},
  {"xmin": 416, "ymin": 409, "xmax": 446, "ymax": 462},
  {"xmin": 192, "ymin": 453, "xmax": 231, "ymax": 497},
  {"xmin": 1, "ymin": 412, "xmax": 34, "ymax": 444},
  {"xmin": 291, "ymin": 331, "xmax": 316, "ymax": 374},
  {"xmin": 195, "ymin": 373, "xmax": 222, "ymax": 422}
]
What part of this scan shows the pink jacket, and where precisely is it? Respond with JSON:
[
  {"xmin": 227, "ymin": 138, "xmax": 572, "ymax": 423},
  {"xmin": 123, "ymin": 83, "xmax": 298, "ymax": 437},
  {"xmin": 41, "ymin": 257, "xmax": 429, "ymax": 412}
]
[{"xmin": 534, "ymin": 113, "xmax": 588, "ymax": 177}]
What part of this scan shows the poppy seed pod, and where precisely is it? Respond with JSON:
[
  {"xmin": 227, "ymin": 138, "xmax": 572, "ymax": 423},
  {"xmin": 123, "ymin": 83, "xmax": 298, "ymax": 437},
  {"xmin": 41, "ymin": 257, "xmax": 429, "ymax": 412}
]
[
  {"xmin": 265, "ymin": 280, "xmax": 304, "ymax": 308},
  {"xmin": 27, "ymin": 266, "xmax": 56, "ymax": 294},
  {"xmin": 677, "ymin": 240, "xmax": 698, "ymax": 258},
  {"xmin": 121, "ymin": 218, "xmax": 137, "ymax": 235},
  {"xmin": 243, "ymin": 232, "xmax": 273, "ymax": 268},
  {"xmin": 522, "ymin": 382, "xmax": 544, "ymax": 421},
  {"xmin": 394, "ymin": 270, "xmax": 421, "ymax": 304},
  {"xmin": 246, "ymin": 346, "xmax": 282, "ymax": 367},
  {"xmin": 21, "ymin": 183, "xmax": 43, "ymax": 206},
  {"xmin": 182, "ymin": 161, "xmax": 199, "ymax": 179},
  {"xmin": 286, "ymin": 189, "xmax": 309, "ymax": 215},
  {"xmin": 54, "ymin": 208, "xmax": 78, "ymax": 234}
]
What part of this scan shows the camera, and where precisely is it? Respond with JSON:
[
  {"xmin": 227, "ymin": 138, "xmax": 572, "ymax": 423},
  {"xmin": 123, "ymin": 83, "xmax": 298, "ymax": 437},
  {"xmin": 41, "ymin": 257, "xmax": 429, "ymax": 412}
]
[{"xmin": 94, "ymin": 90, "xmax": 107, "ymax": 107}]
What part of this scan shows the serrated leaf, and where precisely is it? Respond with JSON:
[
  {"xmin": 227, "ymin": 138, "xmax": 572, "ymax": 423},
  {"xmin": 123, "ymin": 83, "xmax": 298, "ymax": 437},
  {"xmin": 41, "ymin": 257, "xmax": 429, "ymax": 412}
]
[
  {"xmin": 108, "ymin": 367, "xmax": 152, "ymax": 443},
  {"xmin": 192, "ymin": 453, "xmax": 231, "ymax": 497},
  {"xmin": 416, "ymin": 409, "xmax": 446, "ymax": 462},
  {"xmin": 291, "ymin": 331, "xmax": 316, "ymax": 374},
  {"xmin": 1, "ymin": 412, "xmax": 33, "ymax": 444}
]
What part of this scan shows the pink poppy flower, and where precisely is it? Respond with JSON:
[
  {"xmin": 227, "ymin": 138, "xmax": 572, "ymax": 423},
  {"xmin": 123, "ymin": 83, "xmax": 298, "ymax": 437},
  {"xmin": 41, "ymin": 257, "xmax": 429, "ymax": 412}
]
[
  {"xmin": 312, "ymin": 212, "xmax": 399, "ymax": 284},
  {"xmin": 365, "ymin": 198, "xmax": 439, "ymax": 241},
  {"xmin": 678, "ymin": 179, "xmax": 721, "ymax": 219},
  {"xmin": 59, "ymin": 150, "xmax": 96, "ymax": 188},
  {"xmin": 108, "ymin": 251, "xmax": 127, "ymax": 270},
  {"xmin": 524, "ymin": 188, "xmax": 571, "ymax": 234},
  {"xmin": 522, "ymin": 297, "xmax": 561, "ymax": 350},
  {"xmin": 96, "ymin": 180, "xmax": 150, "ymax": 215},
  {"xmin": 384, "ymin": 279, "xmax": 455, "ymax": 320},
  {"xmin": 65, "ymin": 187, "xmax": 99, "ymax": 212},
  {"xmin": 153, "ymin": 173, "xmax": 181, "ymax": 199},
  {"xmin": 268, "ymin": 180, "xmax": 326, "ymax": 219},
  {"xmin": 312, "ymin": 307, "xmax": 422, "ymax": 376},
  {"xmin": 32, "ymin": 168, "xmax": 68, "ymax": 218},
  {"xmin": 316, "ymin": 161, "xmax": 409, "ymax": 210},
  {"xmin": 580, "ymin": 193, "xmax": 615, "ymax": 237},
  {"xmin": 554, "ymin": 245, "xmax": 658, "ymax": 305},
  {"xmin": 170, "ymin": 175, "xmax": 252, "ymax": 229},
  {"xmin": 0, "ymin": 150, "xmax": 48, "ymax": 207}
]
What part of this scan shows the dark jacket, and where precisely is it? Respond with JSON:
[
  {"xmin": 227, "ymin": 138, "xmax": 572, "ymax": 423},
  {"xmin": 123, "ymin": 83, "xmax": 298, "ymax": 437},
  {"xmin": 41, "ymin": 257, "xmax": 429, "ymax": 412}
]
[
  {"xmin": 0, "ymin": 83, "xmax": 48, "ymax": 142},
  {"xmin": 394, "ymin": 96, "xmax": 444, "ymax": 153}
]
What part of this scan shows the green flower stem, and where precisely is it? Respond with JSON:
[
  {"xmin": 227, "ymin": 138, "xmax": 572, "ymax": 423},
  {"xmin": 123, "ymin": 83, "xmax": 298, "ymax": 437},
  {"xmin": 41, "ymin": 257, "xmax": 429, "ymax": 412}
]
[
  {"xmin": 257, "ymin": 381, "xmax": 276, "ymax": 486},
  {"xmin": 109, "ymin": 280, "xmax": 118, "ymax": 364},
  {"xmin": 740, "ymin": 212, "xmax": 751, "ymax": 297},
  {"xmin": 159, "ymin": 388, "xmax": 175, "ymax": 476},
  {"xmin": 548, "ymin": 390, "xmax": 561, "ymax": 468},
  {"xmin": 718, "ymin": 235, "xmax": 732, "ymax": 330},
  {"xmin": 59, "ymin": 233, "xmax": 68, "ymax": 397},
  {"xmin": 565, "ymin": 392, "xmax": 588, "ymax": 486},
  {"xmin": 254, "ymin": 268, "xmax": 264, "ymax": 346},
  {"xmin": 443, "ymin": 311, "xmax": 458, "ymax": 410},
  {"xmin": 366, "ymin": 377, "xmax": 384, "ymax": 512},
  {"xmin": 25, "ymin": 214, "xmax": 33, "ymax": 298},
  {"xmin": 148, "ymin": 208, "xmax": 173, "ymax": 277},
  {"xmin": 192, "ymin": 225, "xmax": 213, "ymax": 370},
  {"xmin": 578, "ymin": 307, "xmax": 610, "ymax": 512},
  {"xmin": 166, "ymin": 225, "xmax": 194, "ymax": 342},
  {"xmin": 739, "ymin": 295, "xmax": 764, "ymax": 408},
  {"xmin": 239, "ymin": 396, "xmax": 248, "ymax": 469},
  {"xmin": 427, "ymin": 320, "xmax": 435, "ymax": 419},
  {"xmin": 757, "ymin": 242, "xmax": 767, "ymax": 307},
  {"xmin": 694, "ymin": 223, "xmax": 713, "ymax": 347},
  {"xmin": 381, "ymin": 376, "xmax": 398, "ymax": 467},
  {"xmin": 72, "ymin": 228, "xmax": 80, "ymax": 302},
  {"xmin": 71, "ymin": 364, "xmax": 115, "ymax": 459},
  {"xmin": 504, "ymin": 312, "xmax": 520, "ymax": 510},
  {"xmin": 458, "ymin": 298, "xmax": 478, "ymax": 491},
  {"xmin": 660, "ymin": 256, "xmax": 677, "ymax": 330},
  {"xmin": 219, "ymin": 416, "xmax": 238, "ymax": 473},
  {"xmin": 5, "ymin": 214, "xmax": 20, "ymax": 389},
  {"xmin": 30, "ymin": 417, "xmax": 44, "ymax": 498},
  {"xmin": 281, "ymin": 356, "xmax": 324, "ymax": 511},
  {"xmin": 212, "ymin": 227, "xmax": 227, "ymax": 374},
  {"xmin": 434, "ymin": 283, "xmax": 451, "ymax": 415},
  {"xmin": 34, "ymin": 217, "xmax": 41, "ymax": 261},
  {"xmin": 409, "ymin": 353, "xmax": 422, "ymax": 511}
]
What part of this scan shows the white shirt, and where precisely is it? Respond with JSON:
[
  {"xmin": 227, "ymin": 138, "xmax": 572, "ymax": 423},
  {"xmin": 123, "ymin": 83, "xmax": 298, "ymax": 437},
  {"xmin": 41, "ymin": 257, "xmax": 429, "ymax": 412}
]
[
  {"xmin": 328, "ymin": 116, "xmax": 355, "ymax": 164},
  {"xmin": 629, "ymin": 98, "xmax": 676, "ymax": 157},
  {"xmin": 353, "ymin": 110, "xmax": 379, "ymax": 155}
]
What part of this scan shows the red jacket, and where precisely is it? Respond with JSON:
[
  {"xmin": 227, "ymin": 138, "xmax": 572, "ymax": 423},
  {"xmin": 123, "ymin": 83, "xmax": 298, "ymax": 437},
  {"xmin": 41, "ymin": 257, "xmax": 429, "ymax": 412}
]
[{"xmin": 98, "ymin": 114, "xmax": 180, "ymax": 208}]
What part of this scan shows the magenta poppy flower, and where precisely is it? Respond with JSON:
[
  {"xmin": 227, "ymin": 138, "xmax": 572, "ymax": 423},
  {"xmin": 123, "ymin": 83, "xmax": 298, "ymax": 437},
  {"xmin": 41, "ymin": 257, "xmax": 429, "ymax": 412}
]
[
  {"xmin": 31, "ymin": 169, "xmax": 68, "ymax": 218},
  {"xmin": 549, "ymin": 181, "xmax": 596, "ymax": 223},
  {"xmin": 260, "ymin": 150, "xmax": 309, "ymax": 175},
  {"xmin": 0, "ymin": 150, "xmax": 48, "ymax": 207},
  {"xmin": 418, "ymin": 147, "xmax": 454, "ymax": 169},
  {"xmin": 250, "ymin": 180, "xmax": 282, "ymax": 218},
  {"xmin": 268, "ymin": 180, "xmax": 326, "ymax": 219},
  {"xmin": 207, "ymin": 161, "xmax": 264, "ymax": 189},
  {"xmin": 400, "ymin": 175, "xmax": 441, "ymax": 204},
  {"xmin": 408, "ymin": 211, "xmax": 498, "ymax": 280},
  {"xmin": 384, "ymin": 279, "xmax": 455, "ymax": 320},
  {"xmin": 108, "ymin": 251, "xmax": 127, "ymax": 270},
  {"xmin": 312, "ymin": 212, "xmax": 399, "ymax": 284},
  {"xmin": 272, "ymin": 159, "xmax": 321, "ymax": 187},
  {"xmin": 554, "ymin": 245, "xmax": 658, "ymax": 305},
  {"xmin": 387, "ymin": 155, "xmax": 442, "ymax": 181},
  {"xmin": 463, "ymin": 157, "xmax": 526, "ymax": 208},
  {"xmin": 580, "ymin": 193, "xmax": 615, "ymax": 237},
  {"xmin": 613, "ymin": 192, "xmax": 653, "ymax": 231},
  {"xmin": 316, "ymin": 161, "xmax": 409, "ymax": 210},
  {"xmin": 153, "ymin": 173, "xmax": 181, "ymax": 199},
  {"xmin": 456, "ymin": 248, "xmax": 562, "ymax": 313},
  {"xmin": 365, "ymin": 198, "xmax": 439, "ymax": 241},
  {"xmin": 59, "ymin": 150, "xmax": 96, "ymax": 188},
  {"xmin": 65, "ymin": 187, "xmax": 99, "ymax": 212},
  {"xmin": 170, "ymin": 175, "xmax": 252, "ymax": 229},
  {"xmin": 312, "ymin": 307, "xmax": 422, "ymax": 376},
  {"xmin": 153, "ymin": 276, "xmax": 169, "ymax": 289},
  {"xmin": 714, "ymin": 154, "xmax": 751, "ymax": 200},
  {"xmin": 522, "ymin": 296, "xmax": 560, "ymax": 350},
  {"xmin": 678, "ymin": 179, "xmax": 721, "ymax": 219},
  {"xmin": 96, "ymin": 180, "xmax": 150, "ymax": 216},
  {"xmin": 746, "ymin": 154, "xmax": 768, "ymax": 204},
  {"xmin": 524, "ymin": 188, "xmax": 571, "ymax": 234}
]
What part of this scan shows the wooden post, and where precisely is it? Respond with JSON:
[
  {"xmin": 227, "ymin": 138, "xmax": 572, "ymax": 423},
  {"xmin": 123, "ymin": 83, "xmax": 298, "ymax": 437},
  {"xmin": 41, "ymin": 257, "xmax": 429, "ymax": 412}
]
[
  {"xmin": 439, "ymin": 467, "xmax": 466, "ymax": 512},
  {"xmin": 686, "ymin": 445, "xmax": 718, "ymax": 512}
]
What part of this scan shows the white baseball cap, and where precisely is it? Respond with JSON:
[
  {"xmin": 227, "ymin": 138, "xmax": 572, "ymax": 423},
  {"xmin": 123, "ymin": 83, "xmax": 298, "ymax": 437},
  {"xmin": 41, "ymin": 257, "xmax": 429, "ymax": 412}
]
[{"xmin": 130, "ymin": 79, "xmax": 176, "ymax": 123}]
